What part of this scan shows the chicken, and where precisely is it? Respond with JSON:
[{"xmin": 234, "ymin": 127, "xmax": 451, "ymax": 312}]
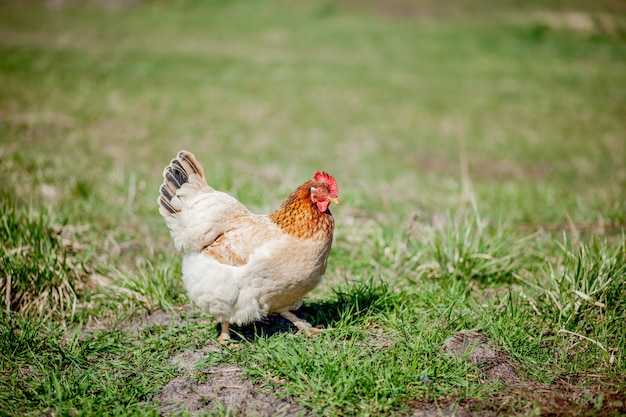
[{"xmin": 158, "ymin": 150, "xmax": 339, "ymax": 343}]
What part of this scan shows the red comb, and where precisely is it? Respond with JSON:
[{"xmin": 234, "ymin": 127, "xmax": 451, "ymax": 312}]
[{"xmin": 314, "ymin": 171, "xmax": 338, "ymax": 197}]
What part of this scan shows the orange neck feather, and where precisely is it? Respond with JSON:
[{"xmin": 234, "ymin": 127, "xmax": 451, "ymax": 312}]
[{"xmin": 269, "ymin": 181, "xmax": 334, "ymax": 239}]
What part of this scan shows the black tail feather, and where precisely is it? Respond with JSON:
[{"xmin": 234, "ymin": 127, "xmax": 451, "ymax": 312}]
[{"xmin": 158, "ymin": 150, "xmax": 204, "ymax": 216}]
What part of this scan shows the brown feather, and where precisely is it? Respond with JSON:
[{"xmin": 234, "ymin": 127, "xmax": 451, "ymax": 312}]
[
  {"xmin": 202, "ymin": 234, "xmax": 248, "ymax": 266},
  {"xmin": 269, "ymin": 180, "xmax": 335, "ymax": 239}
]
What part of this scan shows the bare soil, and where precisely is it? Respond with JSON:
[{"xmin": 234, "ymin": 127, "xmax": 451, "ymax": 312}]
[{"xmin": 155, "ymin": 348, "xmax": 309, "ymax": 417}]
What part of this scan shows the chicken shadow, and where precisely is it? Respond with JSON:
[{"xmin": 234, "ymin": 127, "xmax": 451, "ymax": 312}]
[{"xmin": 224, "ymin": 279, "xmax": 392, "ymax": 342}]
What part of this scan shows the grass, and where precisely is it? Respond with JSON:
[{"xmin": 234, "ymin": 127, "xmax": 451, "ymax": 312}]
[
  {"xmin": 233, "ymin": 280, "xmax": 487, "ymax": 415},
  {"xmin": 1, "ymin": 0, "xmax": 625, "ymax": 415},
  {"xmin": 1, "ymin": 203, "xmax": 92, "ymax": 318}
]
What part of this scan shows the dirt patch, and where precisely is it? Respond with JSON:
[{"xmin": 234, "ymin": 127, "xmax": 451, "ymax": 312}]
[
  {"xmin": 445, "ymin": 329, "xmax": 520, "ymax": 386},
  {"xmin": 121, "ymin": 307, "xmax": 195, "ymax": 334},
  {"xmin": 445, "ymin": 330, "xmax": 626, "ymax": 416},
  {"xmin": 409, "ymin": 401, "xmax": 497, "ymax": 417},
  {"xmin": 155, "ymin": 347, "xmax": 309, "ymax": 416},
  {"xmin": 110, "ymin": 307, "xmax": 310, "ymax": 416}
]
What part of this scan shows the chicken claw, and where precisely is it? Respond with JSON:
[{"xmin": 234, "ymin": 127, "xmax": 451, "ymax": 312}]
[
  {"xmin": 218, "ymin": 321, "xmax": 231, "ymax": 345},
  {"xmin": 280, "ymin": 311, "xmax": 325, "ymax": 337}
]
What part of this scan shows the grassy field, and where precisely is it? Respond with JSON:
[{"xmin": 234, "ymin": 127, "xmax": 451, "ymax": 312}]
[{"xmin": 1, "ymin": 0, "xmax": 625, "ymax": 415}]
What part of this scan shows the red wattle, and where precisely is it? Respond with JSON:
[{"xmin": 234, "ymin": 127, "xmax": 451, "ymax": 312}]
[{"xmin": 316, "ymin": 200, "xmax": 330, "ymax": 212}]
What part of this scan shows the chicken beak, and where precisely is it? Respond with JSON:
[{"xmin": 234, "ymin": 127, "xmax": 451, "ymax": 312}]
[{"xmin": 329, "ymin": 197, "xmax": 339, "ymax": 205}]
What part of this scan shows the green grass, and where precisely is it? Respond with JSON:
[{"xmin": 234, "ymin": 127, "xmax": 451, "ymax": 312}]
[
  {"xmin": 233, "ymin": 280, "xmax": 487, "ymax": 416},
  {"xmin": 1, "ymin": 0, "xmax": 625, "ymax": 415},
  {"xmin": 1, "ymin": 203, "xmax": 92, "ymax": 318}
]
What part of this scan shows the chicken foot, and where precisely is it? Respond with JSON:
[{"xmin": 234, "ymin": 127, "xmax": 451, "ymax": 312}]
[
  {"xmin": 280, "ymin": 311, "xmax": 324, "ymax": 336},
  {"xmin": 218, "ymin": 313, "xmax": 324, "ymax": 344},
  {"xmin": 218, "ymin": 320, "xmax": 231, "ymax": 344}
]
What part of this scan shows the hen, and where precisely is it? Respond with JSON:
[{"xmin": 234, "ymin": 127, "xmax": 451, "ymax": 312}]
[{"xmin": 158, "ymin": 150, "xmax": 339, "ymax": 343}]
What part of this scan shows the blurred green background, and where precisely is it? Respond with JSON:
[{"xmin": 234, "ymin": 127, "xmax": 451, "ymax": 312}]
[{"xmin": 1, "ymin": 0, "xmax": 624, "ymax": 230}]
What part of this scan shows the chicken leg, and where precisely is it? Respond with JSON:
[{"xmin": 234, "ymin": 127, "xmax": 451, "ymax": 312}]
[
  {"xmin": 218, "ymin": 320, "xmax": 231, "ymax": 344},
  {"xmin": 280, "ymin": 311, "xmax": 324, "ymax": 336}
]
